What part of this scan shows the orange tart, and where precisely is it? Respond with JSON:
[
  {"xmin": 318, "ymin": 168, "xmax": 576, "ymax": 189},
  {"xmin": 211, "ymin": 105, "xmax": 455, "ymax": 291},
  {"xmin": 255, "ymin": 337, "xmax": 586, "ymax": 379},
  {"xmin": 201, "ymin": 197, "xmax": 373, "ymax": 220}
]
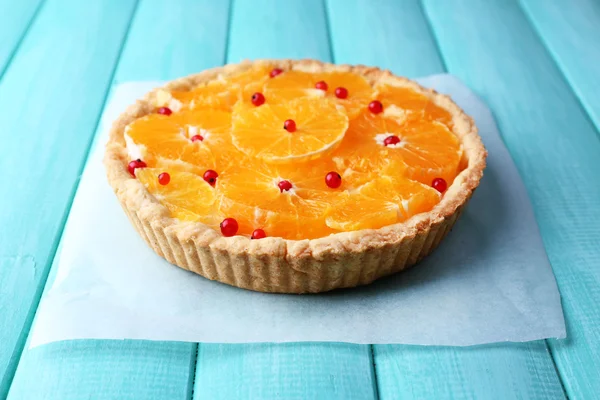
[{"xmin": 104, "ymin": 59, "xmax": 486, "ymax": 293}]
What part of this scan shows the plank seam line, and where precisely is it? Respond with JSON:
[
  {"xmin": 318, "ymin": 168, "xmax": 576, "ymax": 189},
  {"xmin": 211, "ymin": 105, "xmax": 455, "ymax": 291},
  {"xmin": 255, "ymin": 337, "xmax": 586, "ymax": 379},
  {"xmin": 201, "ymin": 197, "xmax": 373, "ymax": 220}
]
[
  {"xmin": 223, "ymin": 0, "xmax": 235, "ymax": 63},
  {"xmin": 4, "ymin": 0, "xmax": 142, "ymax": 394},
  {"xmin": 517, "ymin": 0, "xmax": 600, "ymax": 142},
  {"xmin": 545, "ymin": 340, "xmax": 570, "ymax": 399},
  {"xmin": 0, "ymin": 0, "xmax": 46, "ymax": 83},
  {"xmin": 187, "ymin": 343, "xmax": 200, "ymax": 400},
  {"xmin": 322, "ymin": 0, "xmax": 335, "ymax": 63},
  {"xmin": 369, "ymin": 345, "xmax": 380, "ymax": 400},
  {"xmin": 418, "ymin": 0, "xmax": 448, "ymax": 72}
]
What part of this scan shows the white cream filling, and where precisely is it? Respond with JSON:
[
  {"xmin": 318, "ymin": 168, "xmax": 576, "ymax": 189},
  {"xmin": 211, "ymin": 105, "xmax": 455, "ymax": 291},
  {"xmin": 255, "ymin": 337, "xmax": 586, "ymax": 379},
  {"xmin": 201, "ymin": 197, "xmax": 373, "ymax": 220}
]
[
  {"xmin": 124, "ymin": 130, "xmax": 144, "ymax": 160},
  {"xmin": 374, "ymin": 133, "xmax": 405, "ymax": 149}
]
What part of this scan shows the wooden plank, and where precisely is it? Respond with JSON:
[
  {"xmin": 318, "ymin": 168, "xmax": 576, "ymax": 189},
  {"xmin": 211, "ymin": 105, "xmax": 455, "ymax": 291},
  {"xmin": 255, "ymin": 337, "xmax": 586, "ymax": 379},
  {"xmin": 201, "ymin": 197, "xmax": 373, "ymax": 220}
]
[
  {"xmin": 375, "ymin": 344, "xmax": 564, "ymax": 400},
  {"xmin": 0, "ymin": 0, "xmax": 43, "ymax": 78},
  {"xmin": 0, "ymin": 0, "xmax": 137, "ymax": 397},
  {"xmin": 8, "ymin": 341, "xmax": 196, "ymax": 400},
  {"xmin": 195, "ymin": 344, "xmax": 377, "ymax": 400},
  {"xmin": 326, "ymin": 1, "xmax": 565, "ymax": 398},
  {"xmin": 326, "ymin": 0, "xmax": 444, "ymax": 77},
  {"xmin": 7, "ymin": 0, "xmax": 231, "ymax": 399},
  {"xmin": 0, "ymin": 257, "xmax": 36, "ymax": 395},
  {"xmin": 226, "ymin": 0, "xmax": 331, "ymax": 62},
  {"xmin": 114, "ymin": 0, "xmax": 230, "ymax": 82},
  {"xmin": 520, "ymin": 0, "xmax": 600, "ymax": 133},
  {"xmin": 193, "ymin": 1, "xmax": 376, "ymax": 399},
  {"xmin": 423, "ymin": 0, "xmax": 600, "ymax": 398}
]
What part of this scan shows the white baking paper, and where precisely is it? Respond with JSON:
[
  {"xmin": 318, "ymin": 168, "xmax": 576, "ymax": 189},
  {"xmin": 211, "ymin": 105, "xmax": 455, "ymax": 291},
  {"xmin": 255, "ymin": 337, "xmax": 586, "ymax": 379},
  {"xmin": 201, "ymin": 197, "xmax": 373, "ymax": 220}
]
[{"xmin": 29, "ymin": 75, "xmax": 566, "ymax": 347}]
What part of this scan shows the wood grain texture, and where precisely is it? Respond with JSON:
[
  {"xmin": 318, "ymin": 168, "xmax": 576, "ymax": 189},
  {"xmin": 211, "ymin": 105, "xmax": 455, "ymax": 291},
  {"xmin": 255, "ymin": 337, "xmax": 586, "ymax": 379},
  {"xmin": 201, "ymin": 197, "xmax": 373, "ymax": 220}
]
[
  {"xmin": 8, "ymin": 341, "xmax": 197, "ymax": 400},
  {"xmin": 375, "ymin": 344, "xmax": 565, "ymax": 400},
  {"xmin": 326, "ymin": 0, "xmax": 444, "ymax": 77},
  {"xmin": 8, "ymin": 0, "xmax": 232, "ymax": 399},
  {"xmin": 423, "ymin": 0, "xmax": 600, "ymax": 398},
  {"xmin": 0, "ymin": 257, "xmax": 36, "ymax": 396},
  {"xmin": 0, "ymin": 0, "xmax": 43, "ymax": 78},
  {"xmin": 226, "ymin": 0, "xmax": 331, "ymax": 62},
  {"xmin": 115, "ymin": 0, "xmax": 231, "ymax": 83},
  {"xmin": 520, "ymin": 0, "xmax": 600, "ymax": 134},
  {"xmin": 195, "ymin": 344, "xmax": 377, "ymax": 400},
  {"xmin": 192, "ymin": 1, "xmax": 376, "ymax": 399},
  {"xmin": 0, "ymin": 0, "xmax": 137, "ymax": 397}
]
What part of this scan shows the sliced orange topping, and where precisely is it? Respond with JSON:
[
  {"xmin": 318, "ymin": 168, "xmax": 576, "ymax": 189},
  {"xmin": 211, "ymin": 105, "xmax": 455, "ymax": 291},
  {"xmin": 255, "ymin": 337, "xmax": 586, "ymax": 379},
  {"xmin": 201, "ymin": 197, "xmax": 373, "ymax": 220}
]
[
  {"xmin": 136, "ymin": 168, "xmax": 219, "ymax": 226},
  {"xmin": 231, "ymin": 97, "xmax": 348, "ymax": 163},
  {"xmin": 374, "ymin": 83, "xmax": 453, "ymax": 126},
  {"xmin": 155, "ymin": 65, "xmax": 273, "ymax": 111},
  {"xmin": 336, "ymin": 113, "xmax": 461, "ymax": 185},
  {"xmin": 217, "ymin": 163, "xmax": 345, "ymax": 239},
  {"xmin": 125, "ymin": 109, "xmax": 232, "ymax": 169},
  {"xmin": 265, "ymin": 70, "xmax": 373, "ymax": 119},
  {"xmin": 326, "ymin": 176, "xmax": 440, "ymax": 231},
  {"xmin": 126, "ymin": 67, "xmax": 466, "ymax": 239}
]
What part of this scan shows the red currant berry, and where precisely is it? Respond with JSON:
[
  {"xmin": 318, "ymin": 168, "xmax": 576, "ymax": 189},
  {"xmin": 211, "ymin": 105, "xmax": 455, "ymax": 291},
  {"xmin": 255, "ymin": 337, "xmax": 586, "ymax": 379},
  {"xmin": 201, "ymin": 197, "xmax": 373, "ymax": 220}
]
[
  {"xmin": 190, "ymin": 134, "xmax": 204, "ymax": 142},
  {"xmin": 203, "ymin": 169, "xmax": 218, "ymax": 186},
  {"xmin": 315, "ymin": 81, "xmax": 328, "ymax": 91},
  {"xmin": 220, "ymin": 218, "xmax": 239, "ymax": 237},
  {"xmin": 432, "ymin": 178, "xmax": 447, "ymax": 193},
  {"xmin": 251, "ymin": 229, "xmax": 267, "ymax": 239},
  {"xmin": 325, "ymin": 171, "xmax": 342, "ymax": 189},
  {"xmin": 283, "ymin": 119, "xmax": 296, "ymax": 132},
  {"xmin": 270, "ymin": 68, "xmax": 283, "ymax": 78},
  {"xmin": 251, "ymin": 92, "xmax": 265, "ymax": 106},
  {"xmin": 128, "ymin": 159, "xmax": 147, "ymax": 177},
  {"xmin": 383, "ymin": 135, "xmax": 400, "ymax": 146},
  {"xmin": 278, "ymin": 180, "xmax": 293, "ymax": 192},
  {"xmin": 158, "ymin": 172, "xmax": 170, "ymax": 185},
  {"xmin": 157, "ymin": 107, "xmax": 172, "ymax": 116},
  {"xmin": 334, "ymin": 87, "xmax": 348, "ymax": 99},
  {"xmin": 368, "ymin": 100, "xmax": 383, "ymax": 114}
]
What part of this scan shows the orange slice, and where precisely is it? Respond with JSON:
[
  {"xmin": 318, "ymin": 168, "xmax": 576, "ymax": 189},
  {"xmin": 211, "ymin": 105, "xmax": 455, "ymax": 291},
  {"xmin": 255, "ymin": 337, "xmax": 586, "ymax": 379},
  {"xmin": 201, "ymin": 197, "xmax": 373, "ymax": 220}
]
[
  {"xmin": 265, "ymin": 70, "xmax": 373, "ymax": 119},
  {"xmin": 326, "ymin": 176, "xmax": 440, "ymax": 231},
  {"xmin": 155, "ymin": 81, "xmax": 237, "ymax": 112},
  {"xmin": 337, "ymin": 113, "xmax": 461, "ymax": 185},
  {"xmin": 217, "ymin": 162, "xmax": 346, "ymax": 239},
  {"xmin": 155, "ymin": 65, "xmax": 272, "ymax": 111},
  {"xmin": 231, "ymin": 97, "xmax": 348, "ymax": 163},
  {"xmin": 374, "ymin": 83, "xmax": 453, "ymax": 126},
  {"xmin": 136, "ymin": 168, "xmax": 219, "ymax": 225},
  {"xmin": 125, "ymin": 109, "xmax": 232, "ymax": 170},
  {"xmin": 224, "ymin": 64, "xmax": 272, "ymax": 107}
]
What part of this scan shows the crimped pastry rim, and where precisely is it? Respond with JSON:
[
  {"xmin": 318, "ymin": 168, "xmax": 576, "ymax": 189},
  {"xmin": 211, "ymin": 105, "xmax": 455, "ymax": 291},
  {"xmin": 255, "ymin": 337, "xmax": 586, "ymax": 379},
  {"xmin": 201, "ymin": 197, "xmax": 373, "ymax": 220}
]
[{"xmin": 104, "ymin": 59, "xmax": 486, "ymax": 288}]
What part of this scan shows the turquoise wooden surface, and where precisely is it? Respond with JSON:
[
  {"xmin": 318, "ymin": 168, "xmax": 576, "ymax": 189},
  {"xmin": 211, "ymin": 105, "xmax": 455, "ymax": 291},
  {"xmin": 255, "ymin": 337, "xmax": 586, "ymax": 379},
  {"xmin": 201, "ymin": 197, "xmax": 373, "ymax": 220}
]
[
  {"xmin": 8, "ymin": 0, "xmax": 230, "ymax": 399},
  {"xmin": 0, "ymin": 0, "xmax": 598, "ymax": 398},
  {"xmin": 423, "ymin": 0, "xmax": 600, "ymax": 398},
  {"xmin": 521, "ymin": 0, "xmax": 600, "ymax": 133},
  {"xmin": 326, "ymin": 0, "xmax": 445, "ymax": 77},
  {"xmin": 0, "ymin": 0, "xmax": 42, "ymax": 78},
  {"xmin": 0, "ymin": 0, "xmax": 137, "ymax": 396}
]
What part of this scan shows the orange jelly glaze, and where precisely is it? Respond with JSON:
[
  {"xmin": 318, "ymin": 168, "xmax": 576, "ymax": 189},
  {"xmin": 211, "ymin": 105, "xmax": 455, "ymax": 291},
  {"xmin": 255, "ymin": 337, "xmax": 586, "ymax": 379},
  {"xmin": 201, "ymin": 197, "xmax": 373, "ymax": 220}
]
[{"xmin": 125, "ymin": 65, "xmax": 462, "ymax": 240}]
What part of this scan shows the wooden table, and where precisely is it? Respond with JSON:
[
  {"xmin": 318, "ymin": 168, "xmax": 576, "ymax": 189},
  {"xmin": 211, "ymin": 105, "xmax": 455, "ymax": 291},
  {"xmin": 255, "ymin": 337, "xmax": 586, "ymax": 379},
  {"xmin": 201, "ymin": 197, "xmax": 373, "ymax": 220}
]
[{"xmin": 1, "ymin": 0, "xmax": 599, "ymax": 398}]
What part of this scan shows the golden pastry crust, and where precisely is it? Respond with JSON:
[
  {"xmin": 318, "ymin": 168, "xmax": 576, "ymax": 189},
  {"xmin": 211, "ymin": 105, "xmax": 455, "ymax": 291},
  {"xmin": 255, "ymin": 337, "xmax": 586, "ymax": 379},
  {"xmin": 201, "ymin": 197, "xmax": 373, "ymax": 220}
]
[{"xmin": 104, "ymin": 59, "xmax": 487, "ymax": 293}]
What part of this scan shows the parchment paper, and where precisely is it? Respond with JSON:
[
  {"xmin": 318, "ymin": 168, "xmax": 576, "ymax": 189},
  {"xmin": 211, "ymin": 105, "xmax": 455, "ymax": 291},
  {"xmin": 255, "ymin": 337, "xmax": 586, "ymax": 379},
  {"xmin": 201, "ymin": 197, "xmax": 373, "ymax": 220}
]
[{"xmin": 29, "ymin": 75, "xmax": 566, "ymax": 348}]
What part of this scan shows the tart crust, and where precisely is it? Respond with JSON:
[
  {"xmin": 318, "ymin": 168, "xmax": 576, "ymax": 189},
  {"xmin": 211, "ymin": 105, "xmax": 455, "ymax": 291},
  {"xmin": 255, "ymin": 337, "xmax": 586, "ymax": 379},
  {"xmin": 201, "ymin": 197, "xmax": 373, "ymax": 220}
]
[{"xmin": 104, "ymin": 59, "xmax": 487, "ymax": 293}]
